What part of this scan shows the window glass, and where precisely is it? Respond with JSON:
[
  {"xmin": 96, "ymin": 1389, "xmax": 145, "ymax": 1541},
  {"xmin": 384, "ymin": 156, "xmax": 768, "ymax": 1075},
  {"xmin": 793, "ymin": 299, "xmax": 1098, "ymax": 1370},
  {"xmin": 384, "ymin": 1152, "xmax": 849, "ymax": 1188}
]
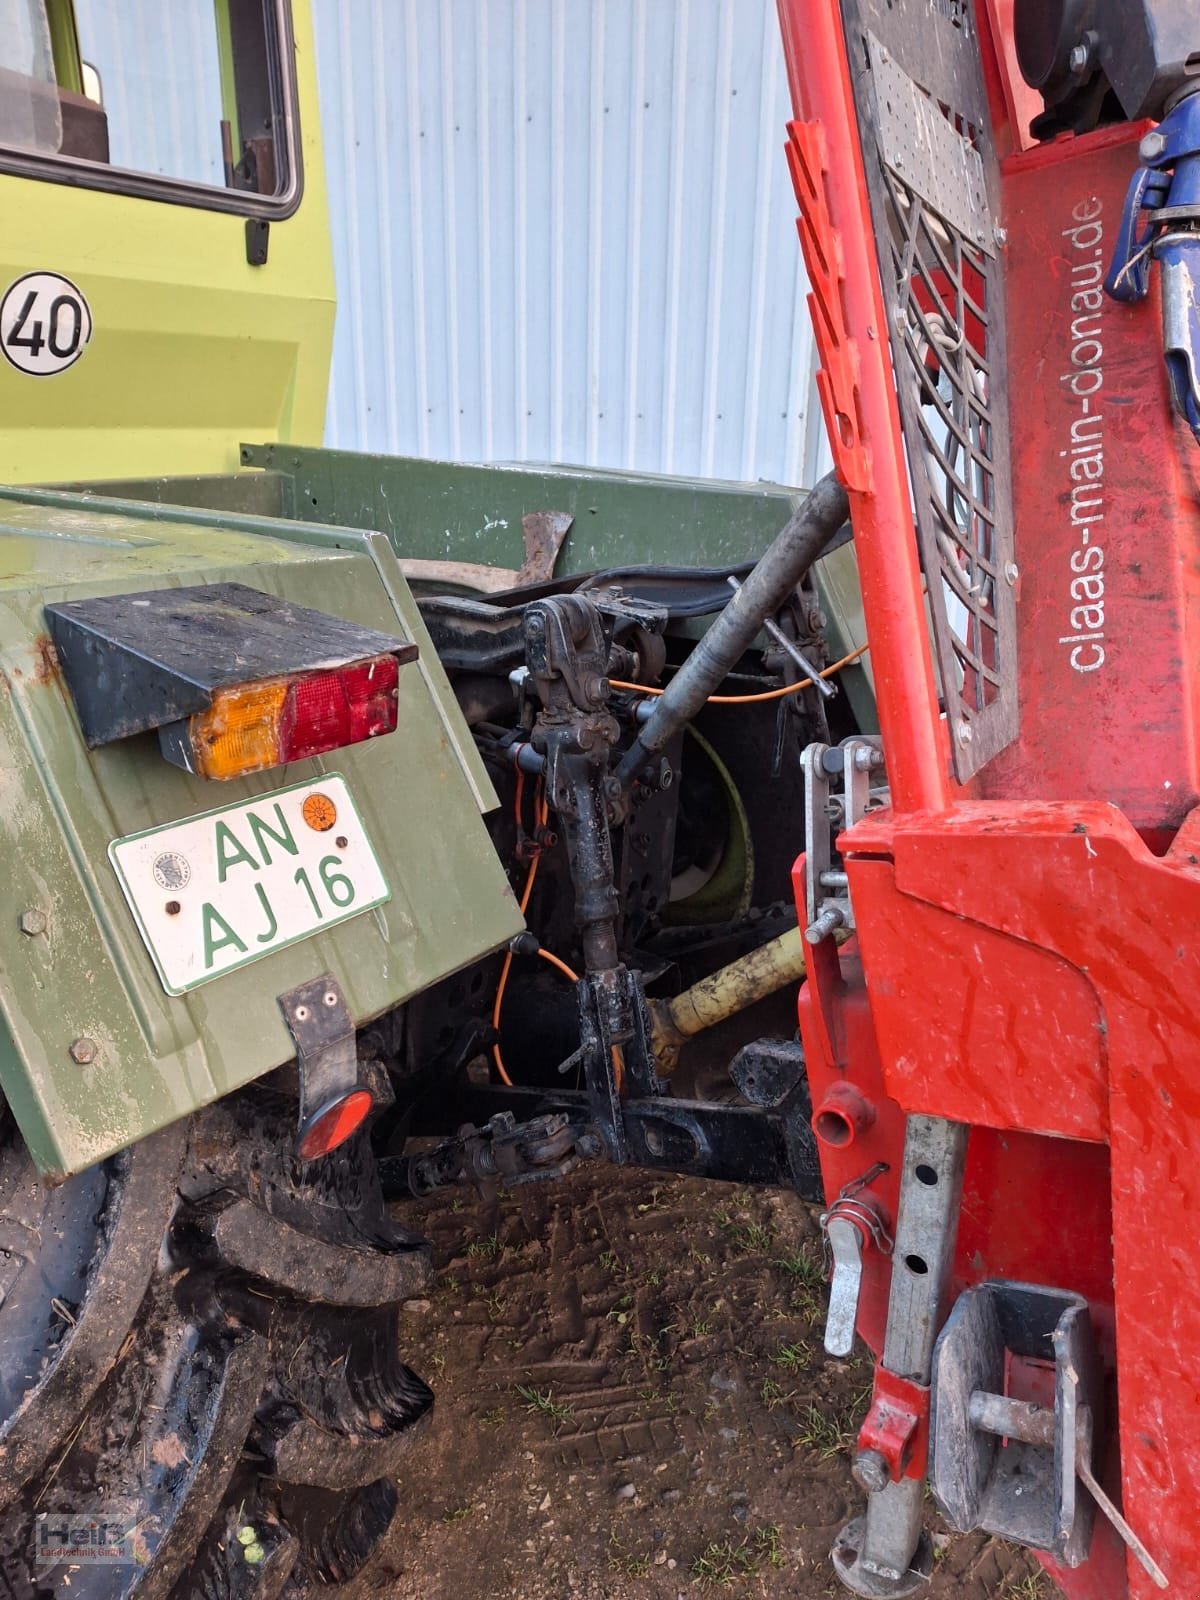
[
  {"xmin": 72, "ymin": 0, "xmax": 225, "ymax": 187},
  {"xmin": 0, "ymin": 0, "xmax": 62, "ymax": 154},
  {"xmin": 0, "ymin": 1, "xmax": 298, "ymax": 215}
]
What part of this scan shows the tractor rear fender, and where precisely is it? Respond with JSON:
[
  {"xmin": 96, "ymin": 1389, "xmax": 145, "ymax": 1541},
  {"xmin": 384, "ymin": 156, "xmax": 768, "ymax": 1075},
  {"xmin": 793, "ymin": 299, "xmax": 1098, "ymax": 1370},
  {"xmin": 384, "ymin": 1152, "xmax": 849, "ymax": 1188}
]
[{"xmin": 0, "ymin": 493, "xmax": 521, "ymax": 1178}]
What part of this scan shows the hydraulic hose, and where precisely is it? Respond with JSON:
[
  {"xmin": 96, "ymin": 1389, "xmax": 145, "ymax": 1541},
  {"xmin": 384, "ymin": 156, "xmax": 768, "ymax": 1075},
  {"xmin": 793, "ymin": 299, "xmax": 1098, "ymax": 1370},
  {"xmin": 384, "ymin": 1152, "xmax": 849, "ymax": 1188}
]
[{"xmin": 614, "ymin": 469, "xmax": 851, "ymax": 789}]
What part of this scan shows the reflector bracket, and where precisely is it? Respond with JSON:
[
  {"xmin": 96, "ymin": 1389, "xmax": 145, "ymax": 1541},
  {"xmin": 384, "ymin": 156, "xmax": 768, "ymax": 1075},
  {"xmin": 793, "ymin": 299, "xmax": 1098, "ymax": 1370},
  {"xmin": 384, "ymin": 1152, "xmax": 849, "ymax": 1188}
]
[{"xmin": 278, "ymin": 972, "xmax": 374, "ymax": 1161}]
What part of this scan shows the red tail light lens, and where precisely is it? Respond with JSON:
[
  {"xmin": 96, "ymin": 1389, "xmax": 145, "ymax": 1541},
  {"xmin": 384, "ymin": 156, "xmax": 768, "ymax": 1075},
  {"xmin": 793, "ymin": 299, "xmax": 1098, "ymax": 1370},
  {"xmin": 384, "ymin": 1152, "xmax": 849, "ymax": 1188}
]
[
  {"xmin": 172, "ymin": 652, "xmax": 402, "ymax": 780},
  {"xmin": 341, "ymin": 656, "xmax": 402, "ymax": 742},
  {"xmin": 281, "ymin": 653, "xmax": 400, "ymax": 763},
  {"xmin": 280, "ymin": 672, "xmax": 351, "ymax": 762}
]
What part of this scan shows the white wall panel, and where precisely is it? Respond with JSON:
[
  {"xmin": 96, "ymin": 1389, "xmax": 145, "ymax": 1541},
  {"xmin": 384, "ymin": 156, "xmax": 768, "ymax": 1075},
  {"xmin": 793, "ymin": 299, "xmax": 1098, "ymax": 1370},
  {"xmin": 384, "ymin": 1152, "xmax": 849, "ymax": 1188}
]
[
  {"xmin": 73, "ymin": 0, "xmax": 224, "ymax": 186},
  {"xmin": 311, "ymin": 0, "xmax": 823, "ymax": 486}
]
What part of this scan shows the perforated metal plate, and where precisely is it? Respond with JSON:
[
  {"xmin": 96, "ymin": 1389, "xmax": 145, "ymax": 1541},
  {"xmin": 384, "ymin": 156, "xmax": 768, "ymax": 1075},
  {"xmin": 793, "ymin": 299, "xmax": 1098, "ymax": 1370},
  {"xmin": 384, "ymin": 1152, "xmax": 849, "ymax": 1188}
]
[
  {"xmin": 841, "ymin": 0, "xmax": 1017, "ymax": 780},
  {"xmin": 871, "ymin": 36, "xmax": 992, "ymax": 253}
]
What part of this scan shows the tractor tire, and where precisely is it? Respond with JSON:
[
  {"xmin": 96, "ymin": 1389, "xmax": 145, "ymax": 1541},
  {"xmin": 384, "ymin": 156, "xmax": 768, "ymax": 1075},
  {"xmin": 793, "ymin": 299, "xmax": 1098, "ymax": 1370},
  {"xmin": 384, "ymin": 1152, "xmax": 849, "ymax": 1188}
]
[{"xmin": 0, "ymin": 1084, "xmax": 433, "ymax": 1599}]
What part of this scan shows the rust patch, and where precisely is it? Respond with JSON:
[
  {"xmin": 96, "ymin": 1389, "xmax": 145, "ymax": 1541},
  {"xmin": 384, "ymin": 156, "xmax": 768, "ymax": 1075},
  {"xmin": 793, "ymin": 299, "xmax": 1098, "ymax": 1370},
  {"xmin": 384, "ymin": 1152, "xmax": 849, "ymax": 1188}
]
[
  {"xmin": 33, "ymin": 635, "xmax": 62, "ymax": 685},
  {"xmin": 517, "ymin": 510, "xmax": 572, "ymax": 587}
]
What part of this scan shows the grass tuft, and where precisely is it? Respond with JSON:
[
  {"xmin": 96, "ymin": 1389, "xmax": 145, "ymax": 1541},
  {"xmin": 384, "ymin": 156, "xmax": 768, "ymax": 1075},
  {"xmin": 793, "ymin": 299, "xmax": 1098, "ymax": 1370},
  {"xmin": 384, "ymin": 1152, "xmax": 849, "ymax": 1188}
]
[
  {"xmin": 466, "ymin": 1233, "xmax": 501, "ymax": 1260},
  {"xmin": 793, "ymin": 1402, "xmax": 855, "ymax": 1459},
  {"xmin": 609, "ymin": 1531, "xmax": 652, "ymax": 1578},
  {"xmin": 770, "ymin": 1341, "xmax": 810, "ymax": 1372},
  {"xmin": 691, "ymin": 1525, "xmax": 783, "ymax": 1585},
  {"xmin": 774, "ymin": 1246, "xmax": 824, "ymax": 1286},
  {"xmin": 514, "ymin": 1384, "xmax": 574, "ymax": 1425}
]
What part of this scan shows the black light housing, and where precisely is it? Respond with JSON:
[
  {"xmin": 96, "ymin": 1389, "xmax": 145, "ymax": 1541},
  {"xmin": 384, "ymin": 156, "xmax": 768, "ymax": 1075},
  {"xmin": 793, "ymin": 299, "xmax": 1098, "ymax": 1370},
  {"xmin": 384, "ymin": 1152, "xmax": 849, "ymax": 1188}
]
[{"xmin": 45, "ymin": 581, "xmax": 417, "ymax": 750}]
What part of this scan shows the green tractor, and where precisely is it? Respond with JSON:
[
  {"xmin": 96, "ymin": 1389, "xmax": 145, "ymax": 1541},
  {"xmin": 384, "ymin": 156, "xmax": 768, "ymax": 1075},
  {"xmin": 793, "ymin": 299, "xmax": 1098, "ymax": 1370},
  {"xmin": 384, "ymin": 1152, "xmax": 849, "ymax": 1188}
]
[{"xmin": 0, "ymin": 3, "xmax": 869, "ymax": 1593}]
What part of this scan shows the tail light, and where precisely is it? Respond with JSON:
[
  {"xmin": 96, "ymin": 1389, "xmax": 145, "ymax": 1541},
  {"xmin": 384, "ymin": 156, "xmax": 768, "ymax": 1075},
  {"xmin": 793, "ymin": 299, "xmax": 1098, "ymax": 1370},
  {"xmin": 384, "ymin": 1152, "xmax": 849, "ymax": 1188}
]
[
  {"xmin": 283, "ymin": 656, "xmax": 400, "ymax": 760},
  {"xmin": 180, "ymin": 654, "xmax": 400, "ymax": 780},
  {"xmin": 45, "ymin": 582, "xmax": 417, "ymax": 780}
]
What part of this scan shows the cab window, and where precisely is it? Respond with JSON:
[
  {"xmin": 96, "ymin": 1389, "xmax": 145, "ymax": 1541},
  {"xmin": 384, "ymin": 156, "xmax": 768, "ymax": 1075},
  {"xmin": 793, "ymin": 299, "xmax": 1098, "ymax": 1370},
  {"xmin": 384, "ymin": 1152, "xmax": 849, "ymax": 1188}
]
[{"xmin": 0, "ymin": 0, "xmax": 300, "ymax": 216}]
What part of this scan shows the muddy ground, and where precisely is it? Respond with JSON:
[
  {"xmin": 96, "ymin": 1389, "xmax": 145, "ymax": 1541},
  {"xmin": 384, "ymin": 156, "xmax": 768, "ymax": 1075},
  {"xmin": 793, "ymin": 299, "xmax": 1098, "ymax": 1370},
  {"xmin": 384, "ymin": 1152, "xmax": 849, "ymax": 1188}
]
[{"xmin": 364, "ymin": 1164, "xmax": 1058, "ymax": 1600}]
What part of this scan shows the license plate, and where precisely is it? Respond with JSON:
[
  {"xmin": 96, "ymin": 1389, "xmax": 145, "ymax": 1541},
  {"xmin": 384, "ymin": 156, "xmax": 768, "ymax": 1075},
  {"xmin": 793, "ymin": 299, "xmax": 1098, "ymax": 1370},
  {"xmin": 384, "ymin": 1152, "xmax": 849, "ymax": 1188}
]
[{"xmin": 109, "ymin": 774, "xmax": 390, "ymax": 996}]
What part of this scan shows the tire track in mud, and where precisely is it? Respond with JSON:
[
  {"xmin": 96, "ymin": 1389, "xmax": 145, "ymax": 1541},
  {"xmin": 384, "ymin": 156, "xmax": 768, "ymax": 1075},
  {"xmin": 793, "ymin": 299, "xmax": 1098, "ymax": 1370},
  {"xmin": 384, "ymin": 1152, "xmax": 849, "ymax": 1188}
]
[{"xmin": 381, "ymin": 1163, "xmax": 1055, "ymax": 1600}]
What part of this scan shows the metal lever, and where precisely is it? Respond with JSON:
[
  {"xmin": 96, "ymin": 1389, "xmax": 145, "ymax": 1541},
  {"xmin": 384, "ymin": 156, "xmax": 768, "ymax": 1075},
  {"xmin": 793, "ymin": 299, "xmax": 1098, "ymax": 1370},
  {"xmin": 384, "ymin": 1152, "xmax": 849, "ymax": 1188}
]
[
  {"xmin": 824, "ymin": 1213, "xmax": 865, "ymax": 1356},
  {"xmin": 821, "ymin": 1166, "xmax": 892, "ymax": 1360},
  {"xmin": 726, "ymin": 575, "xmax": 835, "ymax": 698}
]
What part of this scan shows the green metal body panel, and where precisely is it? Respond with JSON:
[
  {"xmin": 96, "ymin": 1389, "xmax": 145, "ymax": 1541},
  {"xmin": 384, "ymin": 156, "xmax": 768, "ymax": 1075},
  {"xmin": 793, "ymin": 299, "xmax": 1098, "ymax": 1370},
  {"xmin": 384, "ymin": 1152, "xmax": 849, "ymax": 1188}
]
[
  {"xmin": 240, "ymin": 443, "xmax": 812, "ymax": 572},
  {"xmin": 60, "ymin": 450, "xmax": 877, "ymax": 728},
  {"xmin": 0, "ymin": 492, "xmax": 520, "ymax": 1178},
  {"xmin": 239, "ymin": 444, "xmax": 875, "ymax": 726}
]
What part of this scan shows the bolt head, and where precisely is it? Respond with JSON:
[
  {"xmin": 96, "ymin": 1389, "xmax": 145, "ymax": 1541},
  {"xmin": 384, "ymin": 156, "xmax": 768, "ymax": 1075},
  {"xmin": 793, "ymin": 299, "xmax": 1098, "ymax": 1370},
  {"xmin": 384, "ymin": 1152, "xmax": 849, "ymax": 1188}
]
[
  {"xmin": 853, "ymin": 1448, "xmax": 890, "ymax": 1495},
  {"xmin": 69, "ymin": 1036, "xmax": 98, "ymax": 1066},
  {"xmin": 1004, "ymin": 560, "xmax": 1019, "ymax": 585},
  {"xmin": 18, "ymin": 909, "xmax": 47, "ymax": 937},
  {"xmin": 1068, "ymin": 41, "xmax": 1091, "ymax": 74},
  {"xmin": 955, "ymin": 719, "xmax": 974, "ymax": 746},
  {"xmin": 1140, "ymin": 129, "xmax": 1167, "ymax": 163}
]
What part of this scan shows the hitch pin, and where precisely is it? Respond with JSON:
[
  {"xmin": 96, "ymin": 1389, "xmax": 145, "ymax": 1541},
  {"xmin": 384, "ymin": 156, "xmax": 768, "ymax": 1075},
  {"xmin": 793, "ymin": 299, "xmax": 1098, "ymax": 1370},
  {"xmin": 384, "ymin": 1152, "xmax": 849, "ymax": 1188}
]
[{"xmin": 726, "ymin": 576, "xmax": 834, "ymax": 699}]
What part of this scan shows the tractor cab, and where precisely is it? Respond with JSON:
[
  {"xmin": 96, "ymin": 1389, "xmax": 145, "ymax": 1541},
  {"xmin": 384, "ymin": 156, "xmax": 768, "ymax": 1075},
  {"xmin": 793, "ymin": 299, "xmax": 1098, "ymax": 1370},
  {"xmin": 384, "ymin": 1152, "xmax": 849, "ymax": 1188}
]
[{"xmin": 0, "ymin": 0, "xmax": 332, "ymax": 483}]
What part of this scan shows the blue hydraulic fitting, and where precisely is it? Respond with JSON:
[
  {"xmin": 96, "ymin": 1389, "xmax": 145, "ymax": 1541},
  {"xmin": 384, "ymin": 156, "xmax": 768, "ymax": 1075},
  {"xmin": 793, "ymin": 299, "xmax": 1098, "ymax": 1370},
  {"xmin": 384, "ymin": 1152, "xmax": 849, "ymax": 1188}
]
[{"xmin": 1105, "ymin": 90, "xmax": 1200, "ymax": 443}]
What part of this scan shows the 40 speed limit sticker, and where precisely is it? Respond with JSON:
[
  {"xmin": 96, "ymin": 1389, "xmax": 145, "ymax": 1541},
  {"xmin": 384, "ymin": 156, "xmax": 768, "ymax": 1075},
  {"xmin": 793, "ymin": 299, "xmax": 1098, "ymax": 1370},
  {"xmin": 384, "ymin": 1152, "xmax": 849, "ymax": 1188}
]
[{"xmin": 0, "ymin": 271, "xmax": 92, "ymax": 376}]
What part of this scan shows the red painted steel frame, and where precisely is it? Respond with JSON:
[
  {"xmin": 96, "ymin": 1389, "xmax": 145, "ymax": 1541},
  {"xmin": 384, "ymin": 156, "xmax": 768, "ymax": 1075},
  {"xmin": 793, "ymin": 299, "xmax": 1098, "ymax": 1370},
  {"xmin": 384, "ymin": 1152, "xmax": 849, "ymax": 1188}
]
[
  {"xmin": 777, "ymin": 8, "xmax": 949, "ymax": 816},
  {"xmin": 776, "ymin": 2, "xmax": 1200, "ymax": 1597}
]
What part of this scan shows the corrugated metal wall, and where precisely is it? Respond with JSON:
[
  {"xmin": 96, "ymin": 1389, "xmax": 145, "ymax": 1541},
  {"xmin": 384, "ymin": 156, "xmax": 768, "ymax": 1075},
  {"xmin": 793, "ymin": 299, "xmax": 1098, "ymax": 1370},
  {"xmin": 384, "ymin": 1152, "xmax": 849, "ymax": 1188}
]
[
  {"xmin": 73, "ymin": 0, "xmax": 224, "ymax": 186},
  {"xmin": 67, "ymin": 1, "xmax": 827, "ymax": 486},
  {"xmin": 311, "ymin": 0, "xmax": 827, "ymax": 486}
]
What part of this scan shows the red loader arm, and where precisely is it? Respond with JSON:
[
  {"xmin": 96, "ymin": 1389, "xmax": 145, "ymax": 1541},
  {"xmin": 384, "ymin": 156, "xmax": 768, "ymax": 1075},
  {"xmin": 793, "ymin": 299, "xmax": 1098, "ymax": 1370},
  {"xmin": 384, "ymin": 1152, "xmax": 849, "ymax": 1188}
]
[{"xmin": 777, "ymin": 0, "xmax": 1200, "ymax": 1595}]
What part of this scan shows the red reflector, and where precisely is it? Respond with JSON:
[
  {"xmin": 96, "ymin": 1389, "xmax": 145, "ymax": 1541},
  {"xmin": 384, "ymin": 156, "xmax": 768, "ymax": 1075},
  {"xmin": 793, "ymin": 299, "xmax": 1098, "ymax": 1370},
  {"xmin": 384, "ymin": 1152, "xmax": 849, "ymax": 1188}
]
[
  {"xmin": 296, "ymin": 1089, "xmax": 375, "ymax": 1161},
  {"xmin": 279, "ymin": 653, "xmax": 400, "ymax": 763}
]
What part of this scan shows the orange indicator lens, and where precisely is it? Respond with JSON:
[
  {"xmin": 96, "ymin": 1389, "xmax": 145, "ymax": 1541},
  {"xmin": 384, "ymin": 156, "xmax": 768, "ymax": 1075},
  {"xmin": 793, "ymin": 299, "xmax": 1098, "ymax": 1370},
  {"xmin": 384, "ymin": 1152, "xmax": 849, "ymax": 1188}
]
[{"xmin": 189, "ymin": 678, "xmax": 287, "ymax": 780}]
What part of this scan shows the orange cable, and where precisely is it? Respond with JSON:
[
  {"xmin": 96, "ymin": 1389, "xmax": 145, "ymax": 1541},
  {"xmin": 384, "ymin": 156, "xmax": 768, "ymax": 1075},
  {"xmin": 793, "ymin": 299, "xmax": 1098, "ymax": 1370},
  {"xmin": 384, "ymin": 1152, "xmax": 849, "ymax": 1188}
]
[
  {"xmin": 611, "ymin": 1044, "xmax": 625, "ymax": 1096},
  {"xmin": 536, "ymin": 947, "xmax": 580, "ymax": 983},
  {"xmin": 491, "ymin": 966, "xmax": 517, "ymax": 1085},
  {"xmin": 492, "ymin": 774, "xmax": 534, "ymax": 1084},
  {"xmin": 494, "ymin": 788, "xmax": 578, "ymax": 1085},
  {"xmin": 609, "ymin": 640, "xmax": 870, "ymax": 705}
]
